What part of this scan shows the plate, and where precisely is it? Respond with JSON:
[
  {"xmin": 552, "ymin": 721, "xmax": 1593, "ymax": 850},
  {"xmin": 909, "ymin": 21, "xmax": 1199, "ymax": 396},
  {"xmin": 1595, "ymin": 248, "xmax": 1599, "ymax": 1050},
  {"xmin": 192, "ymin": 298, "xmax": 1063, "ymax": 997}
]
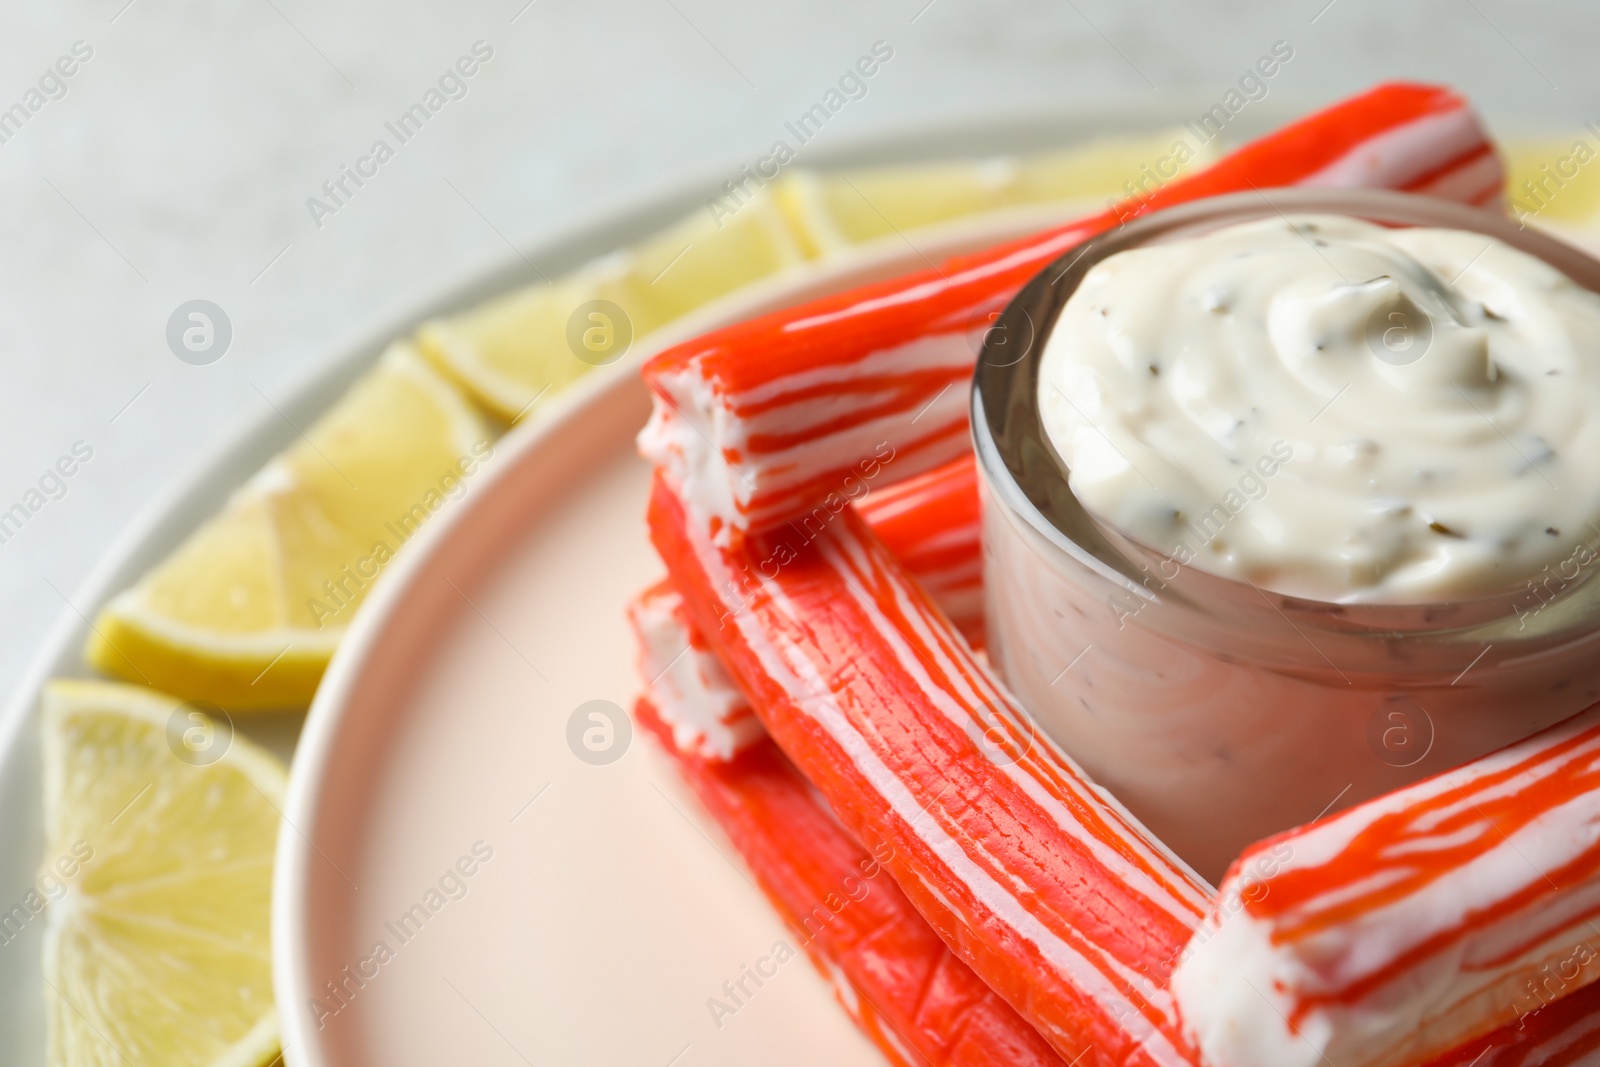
[
  {"xmin": 274, "ymin": 203, "xmax": 1116, "ymax": 1067},
  {"xmin": 288, "ymin": 203, "xmax": 1600, "ymax": 1064},
  {"xmin": 0, "ymin": 99, "xmax": 1286, "ymax": 1064}
]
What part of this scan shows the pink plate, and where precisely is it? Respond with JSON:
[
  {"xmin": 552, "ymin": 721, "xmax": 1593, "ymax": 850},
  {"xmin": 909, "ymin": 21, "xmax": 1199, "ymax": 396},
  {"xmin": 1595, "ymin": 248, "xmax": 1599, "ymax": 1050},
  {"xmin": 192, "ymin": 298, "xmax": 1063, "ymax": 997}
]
[{"xmin": 273, "ymin": 204, "xmax": 1099, "ymax": 1067}]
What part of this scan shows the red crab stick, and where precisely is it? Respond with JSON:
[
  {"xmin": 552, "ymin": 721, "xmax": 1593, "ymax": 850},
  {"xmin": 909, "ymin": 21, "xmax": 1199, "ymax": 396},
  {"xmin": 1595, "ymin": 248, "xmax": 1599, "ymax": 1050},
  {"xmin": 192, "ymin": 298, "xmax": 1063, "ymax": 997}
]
[
  {"xmin": 1171, "ymin": 703, "xmax": 1600, "ymax": 1067},
  {"xmin": 854, "ymin": 454, "xmax": 982, "ymax": 641},
  {"xmin": 648, "ymin": 473, "xmax": 1213, "ymax": 1066},
  {"xmin": 1426, "ymin": 977, "xmax": 1600, "ymax": 1067},
  {"xmin": 633, "ymin": 455, "xmax": 986, "ymax": 760},
  {"xmin": 635, "ymin": 694, "xmax": 1066, "ymax": 1066},
  {"xmin": 630, "ymin": 581, "xmax": 766, "ymax": 760},
  {"xmin": 631, "ymin": 454, "xmax": 983, "ymax": 765},
  {"xmin": 638, "ymin": 82, "xmax": 1503, "ymax": 538},
  {"xmin": 635, "ymin": 448, "xmax": 984, "ymax": 753}
]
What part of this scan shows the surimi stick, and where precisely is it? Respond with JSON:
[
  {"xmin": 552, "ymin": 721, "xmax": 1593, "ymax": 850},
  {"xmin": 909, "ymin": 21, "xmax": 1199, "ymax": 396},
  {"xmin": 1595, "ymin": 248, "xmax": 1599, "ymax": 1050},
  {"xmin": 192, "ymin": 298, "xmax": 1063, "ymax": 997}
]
[
  {"xmin": 633, "ymin": 453, "xmax": 986, "ymax": 760},
  {"xmin": 647, "ymin": 473, "xmax": 1213, "ymax": 1066},
  {"xmin": 630, "ymin": 582, "xmax": 765, "ymax": 760},
  {"xmin": 631, "ymin": 453, "xmax": 982, "ymax": 763},
  {"xmin": 1171, "ymin": 703, "xmax": 1600, "ymax": 1067},
  {"xmin": 1424, "ymin": 977, "xmax": 1600, "ymax": 1067},
  {"xmin": 854, "ymin": 454, "xmax": 982, "ymax": 642},
  {"xmin": 639, "ymin": 82, "xmax": 1504, "ymax": 539},
  {"xmin": 843, "ymin": 991, "xmax": 922, "ymax": 1067},
  {"xmin": 635, "ymin": 695, "xmax": 1066, "ymax": 1066}
]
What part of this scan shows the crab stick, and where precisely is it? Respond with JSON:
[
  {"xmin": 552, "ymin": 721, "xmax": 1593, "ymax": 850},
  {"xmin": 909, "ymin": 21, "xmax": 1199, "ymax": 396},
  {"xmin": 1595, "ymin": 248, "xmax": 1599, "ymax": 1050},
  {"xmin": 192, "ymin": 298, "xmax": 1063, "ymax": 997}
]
[
  {"xmin": 630, "ymin": 582, "xmax": 765, "ymax": 760},
  {"xmin": 637, "ymin": 693, "xmax": 1066, "ymax": 1066},
  {"xmin": 1172, "ymin": 703, "xmax": 1600, "ymax": 1067},
  {"xmin": 854, "ymin": 454, "xmax": 982, "ymax": 642},
  {"xmin": 632, "ymin": 453, "xmax": 986, "ymax": 762},
  {"xmin": 648, "ymin": 473, "xmax": 1212, "ymax": 1065},
  {"xmin": 1426, "ymin": 976, "xmax": 1600, "ymax": 1066}
]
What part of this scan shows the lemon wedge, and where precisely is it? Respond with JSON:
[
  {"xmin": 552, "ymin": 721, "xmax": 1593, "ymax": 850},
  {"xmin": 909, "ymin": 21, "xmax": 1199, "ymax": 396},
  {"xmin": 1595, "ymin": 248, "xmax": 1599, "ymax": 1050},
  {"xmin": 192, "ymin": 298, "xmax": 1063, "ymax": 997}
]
[
  {"xmin": 40, "ymin": 680, "xmax": 285, "ymax": 1067},
  {"xmin": 774, "ymin": 129, "xmax": 1217, "ymax": 249},
  {"xmin": 87, "ymin": 343, "xmax": 490, "ymax": 709},
  {"xmin": 418, "ymin": 189, "xmax": 810, "ymax": 421},
  {"xmin": 1502, "ymin": 137, "xmax": 1600, "ymax": 226}
]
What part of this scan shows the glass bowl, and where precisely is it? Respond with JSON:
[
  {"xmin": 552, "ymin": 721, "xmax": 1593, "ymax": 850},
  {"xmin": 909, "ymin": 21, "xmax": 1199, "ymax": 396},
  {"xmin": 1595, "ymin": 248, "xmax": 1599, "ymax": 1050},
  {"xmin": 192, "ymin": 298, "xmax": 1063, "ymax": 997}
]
[{"xmin": 972, "ymin": 188, "xmax": 1600, "ymax": 882}]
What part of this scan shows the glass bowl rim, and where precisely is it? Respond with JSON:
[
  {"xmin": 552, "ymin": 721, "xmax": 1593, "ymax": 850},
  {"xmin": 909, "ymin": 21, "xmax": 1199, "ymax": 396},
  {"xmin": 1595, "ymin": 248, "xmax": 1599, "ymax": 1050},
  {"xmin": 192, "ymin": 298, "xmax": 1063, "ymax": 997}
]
[{"xmin": 971, "ymin": 186, "xmax": 1600, "ymax": 644}]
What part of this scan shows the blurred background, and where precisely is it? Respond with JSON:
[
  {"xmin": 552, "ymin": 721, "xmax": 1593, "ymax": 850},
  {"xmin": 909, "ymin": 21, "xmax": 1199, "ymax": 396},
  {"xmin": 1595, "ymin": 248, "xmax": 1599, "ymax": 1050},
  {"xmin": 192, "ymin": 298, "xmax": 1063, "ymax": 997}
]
[{"xmin": 2, "ymin": 0, "xmax": 1597, "ymax": 704}]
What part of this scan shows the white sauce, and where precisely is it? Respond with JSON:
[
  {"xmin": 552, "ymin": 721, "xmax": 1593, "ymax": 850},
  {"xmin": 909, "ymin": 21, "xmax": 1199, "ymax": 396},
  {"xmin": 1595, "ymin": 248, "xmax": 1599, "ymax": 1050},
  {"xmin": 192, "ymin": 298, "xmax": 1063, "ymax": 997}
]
[{"xmin": 1037, "ymin": 214, "xmax": 1600, "ymax": 602}]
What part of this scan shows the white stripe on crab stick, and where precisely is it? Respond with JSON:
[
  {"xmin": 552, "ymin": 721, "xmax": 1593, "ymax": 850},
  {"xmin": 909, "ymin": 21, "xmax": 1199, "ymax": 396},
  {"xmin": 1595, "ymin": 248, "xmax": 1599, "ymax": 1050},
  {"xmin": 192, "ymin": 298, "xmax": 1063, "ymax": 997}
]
[
  {"xmin": 898, "ymin": 526, "xmax": 981, "ymax": 556},
  {"xmin": 1302, "ymin": 105, "xmax": 1485, "ymax": 189},
  {"xmin": 727, "ymin": 331, "xmax": 976, "ymax": 411},
  {"xmin": 1280, "ymin": 719, "xmax": 1600, "ymax": 896},
  {"xmin": 782, "ymin": 225, "xmax": 1097, "ymax": 334},
  {"xmin": 735, "ymin": 400, "xmax": 970, "ymax": 497},
  {"xmin": 1411, "ymin": 151, "xmax": 1505, "ymax": 205}
]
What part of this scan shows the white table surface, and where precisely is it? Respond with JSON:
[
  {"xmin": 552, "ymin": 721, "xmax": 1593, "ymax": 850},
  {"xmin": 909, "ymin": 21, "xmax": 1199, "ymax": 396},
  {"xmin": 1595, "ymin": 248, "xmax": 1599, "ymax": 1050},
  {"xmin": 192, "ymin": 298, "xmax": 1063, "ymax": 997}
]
[{"xmin": 3, "ymin": 0, "xmax": 1596, "ymax": 712}]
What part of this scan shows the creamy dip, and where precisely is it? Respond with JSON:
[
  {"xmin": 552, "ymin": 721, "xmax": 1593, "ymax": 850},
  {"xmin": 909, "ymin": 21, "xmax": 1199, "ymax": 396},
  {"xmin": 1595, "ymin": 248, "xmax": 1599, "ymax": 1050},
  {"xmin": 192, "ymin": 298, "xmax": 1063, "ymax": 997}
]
[{"xmin": 1037, "ymin": 214, "xmax": 1600, "ymax": 602}]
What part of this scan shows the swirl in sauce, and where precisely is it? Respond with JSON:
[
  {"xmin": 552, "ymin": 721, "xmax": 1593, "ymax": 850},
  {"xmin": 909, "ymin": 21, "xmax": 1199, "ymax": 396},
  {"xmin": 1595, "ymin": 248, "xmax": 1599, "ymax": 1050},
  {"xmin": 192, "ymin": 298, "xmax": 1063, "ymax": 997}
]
[{"xmin": 1038, "ymin": 213, "xmax": 1600, "ymax": 602}]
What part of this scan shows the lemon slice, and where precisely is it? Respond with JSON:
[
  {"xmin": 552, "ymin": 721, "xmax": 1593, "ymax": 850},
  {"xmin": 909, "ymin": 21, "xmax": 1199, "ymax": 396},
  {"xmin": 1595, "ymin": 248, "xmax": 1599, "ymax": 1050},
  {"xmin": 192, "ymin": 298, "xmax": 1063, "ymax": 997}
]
[
  {"xmin": 87, "ymin": 343, "xmax": 490, "ymax": 709},
  {"xmin": 1008, "ymin": 130, "xmax": 1219, "ymax": 205},
  {"xmin": 1502, "ymin": 137, "xmax": 1600, "ymax": 226},
  {"xmin": 417, "ymin": 189, "xmax": 810, "ymax": 421},
  {"xmin": 776, "ymin": 129, "xmax": 1217, "ymax": 247},
  {"xmin": 40, "ymin": 680, "xmax": 285, "ymax": 1067}
]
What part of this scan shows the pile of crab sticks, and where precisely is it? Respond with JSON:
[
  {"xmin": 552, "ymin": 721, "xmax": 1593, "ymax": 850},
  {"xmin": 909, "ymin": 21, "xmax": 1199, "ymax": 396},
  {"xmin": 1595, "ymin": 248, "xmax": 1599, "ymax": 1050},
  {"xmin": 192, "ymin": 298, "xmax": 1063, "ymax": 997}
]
[{"xmin": 629, "ymin": 82, "xmax": 1600, "ymax": 1066}]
